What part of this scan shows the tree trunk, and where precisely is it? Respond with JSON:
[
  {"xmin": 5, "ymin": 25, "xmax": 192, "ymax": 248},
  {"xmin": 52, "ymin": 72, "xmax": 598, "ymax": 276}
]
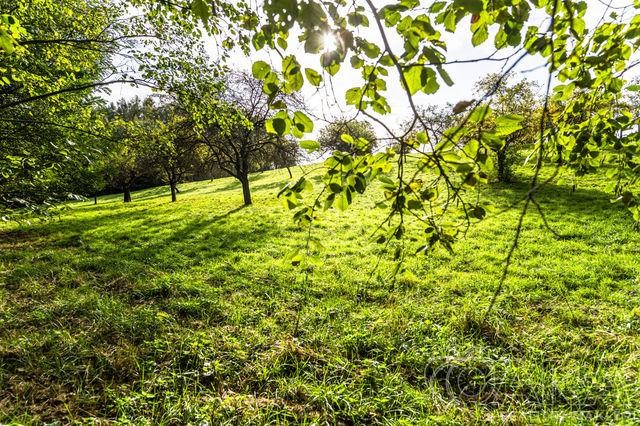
[
  {"xmin": 123, "ymin": 186, "xmax": 132, "ymax": 203},
  {"xmin": 94, "ymin": 194, "xmax": 98, "ymax": 205},
  {"xmin": 170, "ymin": 182, "xmax": 177, "ymax": 202},
  {"xmin": 496, "ymin": 148, "xmax": 509, "ymax": 183},
  {"xmin": 240, "ymin": 175, "xmax": 252, "ymax": 205}
]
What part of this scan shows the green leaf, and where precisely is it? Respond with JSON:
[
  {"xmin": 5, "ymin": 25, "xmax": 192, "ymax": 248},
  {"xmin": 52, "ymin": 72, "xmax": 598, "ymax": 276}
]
[
  {"xmin": 361, "ymin": 41, "xmax": 381, "ymax": 59},
  {"xmin": 436, "ymin": 66, "xmax": 454, "ymax": 86},
  {"xmin": 430, "ymin": 1, "xmax": 447, "ymax": 13},
  {"xmin": 282, "ymin": 55, "xmax": 303, "ymax": 92},
  {"xmin": 422, "ymin": 68, "xmax": 439, "ymax": 94},
  {"xmin": 407, "ymin": 199, "xmax": 423, "ymax": 210},
  {"xmin": 340, "ymin": 133, "xmax": 355, "ymax": 145},
  {"xmin": 350, "ymin": 55, "xmax": 364, "ymax": 69},
  {"xmin": 472, "ymin": 25, "xmax": 488, "ymax": 46},
  {"xmin": 345, "ymin": 87, "xmax": 362, "ymax": 105},
  {"xmin": 271, "ymin": 118, "xmax": 287, "ymax": 136},
  {"xmin": 293, "ymin": 111, "xmax": 314, "ymax": 133},
  {"xmin": 286, "ymin": 249, "xmax": 304, "ymax": 266},
  {"xmin": 300, "ymin": 140, "xmax": 320, "ymax": 152},
  {"xmin": 326, "ymin": 61, "xmax": 340, "ymax": 76},
  {"xmin": 191, "ymin": 0, "xmax": 211, "ymax": 23},
  {"xmin": 266, "ymin": 112, "xmax": 290, "ymax": 136},
  {"xmin": 441, "ymin": 152, "xmax": 466, "ymax": 165},
  {"xmin": 270, "ymin": 100, "xmax": 287, "ymax": 109},
  {"xmin": 252, "ymin": 61, "xmax": 271, "ymax": 80},
  {"xmin": 463, "ymin": 172, "xmax": 478, "ymax": 187},
  {"xmin": 378, "ymin": 175, "xmax": 395, "ymax": 185},
  {"xmin": 420, "ymin": 188, "xmax": 438, "ymax": 201},
  {"xmin": 454, "ymin": 0, "xmax": 483, "ymax": 14},
  {"xmin": 470, "ymin": 205, "xmax": 486, "ymax": 219},
  {"xmin": 335, "ymin": 189, "xmax": 352, "ymax": 211},
  {"xmin": 321, "ymin": 51, "xmax": 339, "ymax": 68},
  {"xmin": 305, "ymin": 68, "xmax": 322, "ymax": 86},
  {"xmin": 404, "ymin": 66, "xmax": 423, "ymax": 95},
  {"xmin": 494, "ymin": 114, "xmax": 524, "ymax": 136},
  {"xmin": 329, "ymin": 183, "xmax": 343, "ymax": 193},
  {"xmin": 468, "ymin": 105, "xmax": 491, "ymax": 122},
  {"xmin": 403, "ymin": 66, "xmax": 439, "ymax": 95},
  {"xmin": 300, "ymin": 1, "xmax": 326, "ymax": 28},
  {"xmin": 304, "ymin": 31, "xmax": 324, "ymax": 53}
]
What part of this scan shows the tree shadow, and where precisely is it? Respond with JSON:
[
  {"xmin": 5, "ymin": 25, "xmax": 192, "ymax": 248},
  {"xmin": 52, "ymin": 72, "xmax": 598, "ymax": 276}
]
[
  {"xmin": 0, "ymin": 228, "xmax": 44, "ymax": 250},
  {"xmin": 251, "ymin": 180, "xmax": 289, "ymax": 193},
  {"xmin": 488, "ymin": 178, "xmax": 626, "ymax": 222},
  {"xmin": 0, "ymin": 203, "xmax": 270, "ymax": 295},
  {"xmin": 422, "ymin": 176, "xmax": 639, "ymax": 271},
  {"xmin": 217, "ymin": 172, "xmax": 271, "ymax": 192}
]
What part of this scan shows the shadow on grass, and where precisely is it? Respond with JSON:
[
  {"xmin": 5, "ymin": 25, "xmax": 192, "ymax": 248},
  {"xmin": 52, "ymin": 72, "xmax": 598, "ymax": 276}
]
[
  {"xmin": 251, "ymin": 180, "xmax": 289, "ymax": 193},
  {"xmin": 0, "ymin": 203, "xmax": 274, "ymax": 296},
  {"xmin": 217, "ymin": 172, "xmax": 271, "ymax": 192},
  {"xmin": 487, "ymin": 178, "xmax": 627, "ymax": 219}
]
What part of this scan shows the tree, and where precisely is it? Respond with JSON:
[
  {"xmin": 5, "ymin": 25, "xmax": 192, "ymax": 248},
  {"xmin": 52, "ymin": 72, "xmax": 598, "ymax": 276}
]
[
  {"xmin": 317, "ymin": 118, "xmax": 377, "ymax": 155},
  {"xmin": 199, "ymin": 72, "xmax": 304, "ymax": 205},
  {"xmin": 146, "ymin": 101, "xmax": 200, "ymax": 202},
  {"xmin": 51, "ymin": 153, "xmax": 110, "ymax": 205},
  {"xmin": 105, "ymin": 97, "xmax": 158, "ymax": 203},
  {"xmin": 0, "ymin": 0, "xmax": 214, "ymax": 215},
  {"xmin": 0, "ymin": 0, "xmax": 209, "ymax": 111},
  {"xmin": 0, "ymin": 0, "xmax": 120, "ymax": 215},
  {"xmin": 251, "ymin": 137, "xmax": 301, "ymax": 177},
  {"xmin": 403, "ymin": 104, "xmax": 456, "ymax": 153},
  {"xmin": 470, "ymin": 73, "xmax": 539, "ymax": 182},
  {"xmin": 0, "ymin": 0, "xmax": 124, "ymax": 109},
  {"xmin": 0, "ymin": 93, "xmax": 110, "ymax": 217}
]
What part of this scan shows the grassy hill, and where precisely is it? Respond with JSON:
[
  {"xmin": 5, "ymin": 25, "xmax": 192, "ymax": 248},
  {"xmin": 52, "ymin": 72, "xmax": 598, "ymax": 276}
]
[{"xmin": 1, "ymin": 164, "xmax": 639, "ymax": 424}]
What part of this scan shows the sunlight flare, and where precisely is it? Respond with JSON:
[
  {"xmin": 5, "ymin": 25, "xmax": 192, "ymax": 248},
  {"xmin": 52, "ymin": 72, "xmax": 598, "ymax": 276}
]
[{"xmin": 323, "ymin": 31, "xmax": 339, "ymax": 52}]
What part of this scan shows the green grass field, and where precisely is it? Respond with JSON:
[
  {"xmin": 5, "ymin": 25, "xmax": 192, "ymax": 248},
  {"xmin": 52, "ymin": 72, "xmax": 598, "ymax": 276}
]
[{"xmin": 1, "ymin": 164, "xmax": 639, "ymax": 424}]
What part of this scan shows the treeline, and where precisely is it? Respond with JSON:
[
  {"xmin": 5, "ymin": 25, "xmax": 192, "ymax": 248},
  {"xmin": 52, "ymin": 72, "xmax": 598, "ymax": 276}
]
[
  {"xmin": 0, "ymin": 71, "xmax": 303, "ymax": 213},
  {"xmin": 4, "ymin": 63, "xmax": 638, "ymax": 220},
  {"xmin": 95, "ymin": 73, "xmax": 303, "ymax": 205}
]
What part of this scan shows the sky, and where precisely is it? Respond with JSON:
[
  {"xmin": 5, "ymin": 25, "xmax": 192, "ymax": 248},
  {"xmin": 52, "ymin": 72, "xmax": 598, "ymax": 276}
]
[{"xmin": 109, "ymin": 0, "xmax": 639, "ymax": 139}]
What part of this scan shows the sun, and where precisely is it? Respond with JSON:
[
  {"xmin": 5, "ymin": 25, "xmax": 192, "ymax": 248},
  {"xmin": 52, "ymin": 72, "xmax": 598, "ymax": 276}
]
[{"xmin": 323, "ymin": 32, "xmax": 339, "ymax": 52}]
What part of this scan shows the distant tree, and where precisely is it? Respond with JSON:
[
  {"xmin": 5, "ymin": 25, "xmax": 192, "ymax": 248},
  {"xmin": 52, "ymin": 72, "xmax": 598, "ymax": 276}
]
[
  {"xmin": 105, "ymin": 97, "xmax": 158, "ymax": 203},
  {"xmin": 402, "ymin": 104, "xmax": 455, "ymax": 153},
  {"xmin": 200, "ymin": 72, "xmax": 303, "ymax": 205},
  {"xmin": 252, "ymin": 137, "xmax": 301, "ymax": 175},
  {"xmin": 317, "ymin": 118, "xmax": 377, "ymax": 155},
  {"xmin": 147, "ymin": 101, "xmax": 200, "ymax": 202},
  {"xmin": 58, "ymin": 158, "xmax": 109, "ymax": 205},
  {"xmin": 0, "ymin": 0, "xmax": 218, "ymax": 216},
  {"xmin": 472, "ymin": 73, "xmax": 539, "ymax": 182}
]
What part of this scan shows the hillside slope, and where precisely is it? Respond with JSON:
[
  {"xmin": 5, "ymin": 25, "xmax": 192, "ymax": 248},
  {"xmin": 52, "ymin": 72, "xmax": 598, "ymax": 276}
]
[{"xmin": 1, "ymin": 165, "xmax": 639, "ymax": 423}]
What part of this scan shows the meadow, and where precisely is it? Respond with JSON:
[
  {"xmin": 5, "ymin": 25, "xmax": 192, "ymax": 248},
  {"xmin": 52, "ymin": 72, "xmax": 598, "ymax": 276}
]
[{"xmin": 1, "ymin": 164, "xmax": 639, "ymax": 424}]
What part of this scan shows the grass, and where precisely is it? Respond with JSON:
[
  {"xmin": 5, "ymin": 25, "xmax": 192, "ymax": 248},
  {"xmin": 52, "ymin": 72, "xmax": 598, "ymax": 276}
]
[{"xmin": 1, "ymin": 163, "xmax": 640, "ymax": 424}]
